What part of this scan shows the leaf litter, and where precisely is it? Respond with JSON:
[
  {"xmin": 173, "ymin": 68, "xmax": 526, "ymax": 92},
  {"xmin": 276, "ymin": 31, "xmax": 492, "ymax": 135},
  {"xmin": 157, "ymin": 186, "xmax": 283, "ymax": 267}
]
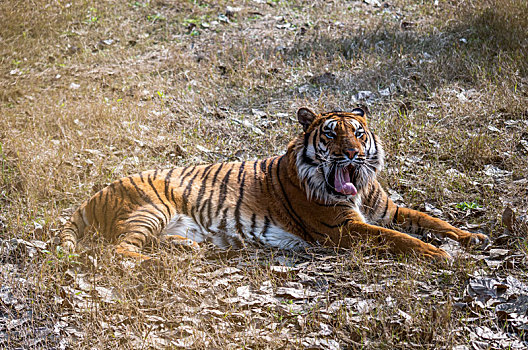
[{"xmin": 1, "ymin": 212, "xmax": 528, "ymax": 349}]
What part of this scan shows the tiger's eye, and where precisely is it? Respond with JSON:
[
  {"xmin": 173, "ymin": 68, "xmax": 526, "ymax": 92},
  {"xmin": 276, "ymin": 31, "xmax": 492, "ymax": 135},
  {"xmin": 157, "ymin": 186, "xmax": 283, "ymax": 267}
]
[{"xmin": 324, "ymin": 131, "xmax": 335, "ymax": 139}]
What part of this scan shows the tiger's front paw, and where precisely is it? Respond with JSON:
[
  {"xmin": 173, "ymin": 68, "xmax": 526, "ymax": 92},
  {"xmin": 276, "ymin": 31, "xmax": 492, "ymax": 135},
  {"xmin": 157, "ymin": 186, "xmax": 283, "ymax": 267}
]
[
  {"xmin": 469, "ymin": 232, "xmax": 490, "ymax": 246},
  {"xmin": 451, "ymin": 229, "xmax": 490, "ymax": 248},
  {"xmin": 423, "ymin": 245, "xmax": 452, "ymax": 262},
  {"xmin": 412, "ymin": 241, "xmax": 452, "ymax": 261}
]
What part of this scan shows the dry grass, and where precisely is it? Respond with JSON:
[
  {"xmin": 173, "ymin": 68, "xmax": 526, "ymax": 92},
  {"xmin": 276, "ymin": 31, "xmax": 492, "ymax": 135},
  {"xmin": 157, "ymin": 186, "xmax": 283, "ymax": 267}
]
[{"xmin": 1, "ymin": 0, "xmax": 527, "ymax": 348}]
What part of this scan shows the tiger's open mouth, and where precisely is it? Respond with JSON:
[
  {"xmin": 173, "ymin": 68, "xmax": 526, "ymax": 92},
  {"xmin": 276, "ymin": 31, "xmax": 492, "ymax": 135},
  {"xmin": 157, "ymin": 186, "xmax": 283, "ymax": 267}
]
[{"xmin": 330, "ymin": 165, "xmax": 357, "ymax": 196}]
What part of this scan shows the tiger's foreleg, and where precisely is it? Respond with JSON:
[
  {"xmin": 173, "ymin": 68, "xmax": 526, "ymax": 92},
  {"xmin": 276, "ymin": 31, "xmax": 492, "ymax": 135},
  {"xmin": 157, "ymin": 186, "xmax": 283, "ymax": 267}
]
[
  {"xmin": 391, "ymin": 206, "xmax": 489, "ymax": 246},
  {"xmin": 335, "ymin": 221, "xmax": 452, "ymax": 260}
]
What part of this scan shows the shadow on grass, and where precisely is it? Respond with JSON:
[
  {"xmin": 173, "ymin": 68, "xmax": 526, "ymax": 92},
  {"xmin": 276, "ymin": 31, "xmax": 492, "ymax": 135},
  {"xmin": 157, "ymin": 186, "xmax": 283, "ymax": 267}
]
[{"xmin": 282, "ymin": 1, "xmax": 527, "ymax": 102}]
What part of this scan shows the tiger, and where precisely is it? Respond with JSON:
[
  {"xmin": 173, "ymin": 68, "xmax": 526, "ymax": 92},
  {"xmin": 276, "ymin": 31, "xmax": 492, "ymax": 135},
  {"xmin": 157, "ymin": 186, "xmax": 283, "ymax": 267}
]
[{"xmin": 59, "ymin": 107, "xmax": 489, "ymax": 261}]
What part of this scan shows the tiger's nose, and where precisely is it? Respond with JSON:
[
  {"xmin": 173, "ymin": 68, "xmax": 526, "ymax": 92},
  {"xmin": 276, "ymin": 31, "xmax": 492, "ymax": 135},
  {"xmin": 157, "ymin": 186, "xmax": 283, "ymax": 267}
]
[{"xmin": 344, "ymin": 148, "xmax": 359, "ymax": 160}]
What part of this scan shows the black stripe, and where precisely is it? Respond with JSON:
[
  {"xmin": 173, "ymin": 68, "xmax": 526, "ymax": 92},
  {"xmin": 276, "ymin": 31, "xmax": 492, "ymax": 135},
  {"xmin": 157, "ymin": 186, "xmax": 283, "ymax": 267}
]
[
  {"xmin": 125, "ymin": 219, "xmax": 157, "ymax": 229},
  {"xmin": 170, "ymin": 188, "xmax": 178, "ymax": 210},
  {"xmin": 117, "ymin": 179, "xmax": 125, "ymax": 198},
  {"xmin": 148, "ymin": 173, "xmax": 172, "ymax": 218},
  {"xmin": 262, "ymin": 216, "xmax": 270, "ymax": 238},
  {"xmin": 129, "ymin": 177, "xmax": 168, "ymax": 224},
  {"xmin": 393, "ymin": 206, "xmax": 400, "ymax": 224},
  {"xmin": 198, "ymin": 199, "xmax": 215, "ymax": 230},
  {"xmin": 128, "ymin": 176, "xmax": 151, "ymax": 204},
  {"xmin": 195, "ymin": 165, "xmax": 216, "ymax": 224},
  {"xmin": 198, "ymin": 164, "xmax": 224, "ymax": 227},
  {"xmin": 365, "ymin": 163, "xmax": 377, "ymax": 172},
  {"xmin": 215, "ymin": 168, "xmax": 233, "ymax": 216},
  {"xmin": 254, "ymin": 160, "xmax": 263, "ymax": 191},
  {"xmin": 234, "ymin": 170, "xmax": 246, "ymax": 234},
  {"xmin": 237, "ymin": 161, "xmax": 246, "ymax": 183},
  {"xmin": 301, "ymin": 132, "xmax": 317, "ymax": 166},
  {"xmin": 341, "ymin": 218, "xmax": 356, "ymax": 226},
  {"xmin": 250, "ymin": 213, "xmax": 257, "ymax": 237},
  {"xmin": 380, "ymin": 198, "xmax": 389, "ymax": 220},
  {"xmin": 129, "ymin": 209, "xmax": 165, "ymax": 225},
  {"xmin": 179, "ymin": 165, "xmax": 197, "ymax": 187},
  {"xmin": 269, "ymin": 213, "xmax": 278, "ymax": 226},
  {"xmin": 311, "ymin": 128, "xmax": 318, "ymax": 147},
  {"xmin": 200, "ymin": 164, "xmax": 215, "ymax": 180},
  {"xmin": 205, "ymin": 193, "xmax": 214, "ymax": 229},
  {"xmin": 199, "ymin": 201, "xmax": 209, "ymax": 229},
  {"xmin": 273, "ymin": 156, "xmax": 310, "ymax": 239},
  {"xmin": 314, "ymin": 130, "xmax": 325, "ymax": 162},
  {"xmin": 181, "ymin": 168, "xmax": 202, "ymax": 215},
  {"xmin": 123, "ymin": 185, "xmax": 143, "ymax": 208},
  {"xmin": 123, "ymin": 231, "xmax": 148, "ymax": 243},
  {"xmin": 210, "ymin": 163, "xmax": 225, "ymax": 186},
  {"xmin": 164, "ymin": 168, "xmax": 175, "ymax": 203},
  {"xmin": 368, "ymin": 131, "xmax": 376, "ymax": 152},
  {"xmin": 260, "ymin": 158, "xmax": 268, "ymax": 173},
  {"xmin": 126, "ymin": 215, "xmax": 158, "ymax": 228},
  {"xmin": 108, "ymin": 196, "xmax": 120, "ymax": 232},
  {"xmin": 253, "ymin": 160, "xmax": 259, "ymax": 181}
]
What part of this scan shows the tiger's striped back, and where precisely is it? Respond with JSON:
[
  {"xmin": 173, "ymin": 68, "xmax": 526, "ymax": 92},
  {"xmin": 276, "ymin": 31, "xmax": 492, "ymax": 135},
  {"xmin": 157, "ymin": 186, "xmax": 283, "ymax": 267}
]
[{"xmin": 60, "ymin": 159, "xmax": 313, "ymax": 259}]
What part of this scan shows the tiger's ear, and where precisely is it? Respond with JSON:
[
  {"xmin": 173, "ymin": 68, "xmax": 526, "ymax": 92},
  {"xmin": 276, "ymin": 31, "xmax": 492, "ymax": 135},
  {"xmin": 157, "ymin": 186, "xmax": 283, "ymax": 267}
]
[
  {"xmin": 297, "ymin": 108, "xmax": 317, "ymax": 132},
  {"xmin": 351, "ymin": 106, "xmax": 368, "ymax": 118}
]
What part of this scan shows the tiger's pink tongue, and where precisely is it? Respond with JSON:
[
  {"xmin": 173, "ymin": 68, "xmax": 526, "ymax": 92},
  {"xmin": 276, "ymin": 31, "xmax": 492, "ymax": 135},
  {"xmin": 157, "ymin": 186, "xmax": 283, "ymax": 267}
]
[{"xmin": 335, "ymin": 167, "xmax": 357, "ymax": 195}]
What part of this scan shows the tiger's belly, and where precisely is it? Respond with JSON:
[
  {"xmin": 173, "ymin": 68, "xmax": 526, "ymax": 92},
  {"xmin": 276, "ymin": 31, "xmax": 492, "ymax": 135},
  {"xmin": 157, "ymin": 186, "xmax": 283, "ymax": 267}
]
[{"xmin": 161, "ymin": 213, "xmax": 309, "ymax": 251}]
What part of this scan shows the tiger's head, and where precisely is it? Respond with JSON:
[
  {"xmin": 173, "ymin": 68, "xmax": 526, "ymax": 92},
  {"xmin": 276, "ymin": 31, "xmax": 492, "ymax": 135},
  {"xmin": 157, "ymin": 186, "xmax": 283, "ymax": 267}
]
[{"xmin": 290, "ymin": 107, "xmax": 385, "ymax": 203}]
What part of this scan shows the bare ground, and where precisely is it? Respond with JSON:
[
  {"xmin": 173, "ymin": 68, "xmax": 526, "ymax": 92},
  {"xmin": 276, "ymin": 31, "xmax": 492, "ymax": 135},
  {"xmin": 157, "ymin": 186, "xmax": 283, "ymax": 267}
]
[{"xmin": 1, "ymin": 0, "xmax": 528, "ymax": 348}]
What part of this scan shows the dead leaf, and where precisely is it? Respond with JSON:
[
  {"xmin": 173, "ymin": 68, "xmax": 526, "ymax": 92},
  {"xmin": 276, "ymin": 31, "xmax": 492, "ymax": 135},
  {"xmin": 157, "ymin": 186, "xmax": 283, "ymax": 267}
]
[
  {"xmin": 483, "ymin": 165, "xmax": 512, "ymax": 178},
  {"xmin": 489, "ymin": 249, "xmax": 510, "ymax": 259},
  {"xmin": 251, "ymin": 109, "xmax": 267, "ymax": 118},
  {"xmin": 275, "ymin": 286, "xmax": 318, "ymax": 299}
]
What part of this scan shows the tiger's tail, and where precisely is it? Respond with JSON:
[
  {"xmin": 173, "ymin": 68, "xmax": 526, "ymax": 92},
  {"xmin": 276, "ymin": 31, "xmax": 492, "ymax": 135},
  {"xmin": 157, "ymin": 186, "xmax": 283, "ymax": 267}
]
[{"xmin": 59, "ymin": 200, "xmax": 89, "ymax": 252}]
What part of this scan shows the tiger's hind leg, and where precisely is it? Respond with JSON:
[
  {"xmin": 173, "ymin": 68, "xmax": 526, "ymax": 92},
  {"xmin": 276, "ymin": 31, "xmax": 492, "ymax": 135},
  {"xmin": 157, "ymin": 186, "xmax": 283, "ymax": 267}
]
[
  {"xmin": 115, "ymin": 238, "xmax": 153, "ymax": 261},
  {"xmin": 113, "ymin": 211, "xmax": 166, "ymax": 261}
]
